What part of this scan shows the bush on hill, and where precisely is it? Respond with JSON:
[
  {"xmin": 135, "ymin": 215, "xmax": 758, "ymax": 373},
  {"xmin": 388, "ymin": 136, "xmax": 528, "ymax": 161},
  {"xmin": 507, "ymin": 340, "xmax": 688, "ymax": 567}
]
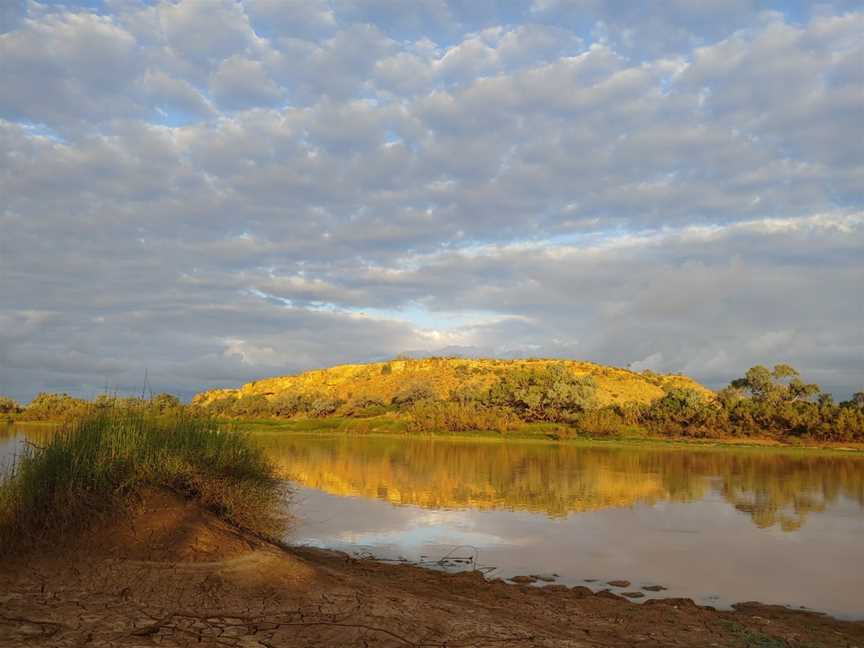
[
  {"xmin": 0, "ymin": 396, "xmax": 22, "ymax": 415},
  {"xmin": 392, "ymin": 382, "xmax": 436, "ymax": 407},
  {"xmin": 485, "ymin": 363, "xmax": 597, "ymax": 422},
  {"xmin": 407, "ymin": 400, "xmax": 519, "ymax": 434},
  {"xmin": 343, "ymin": 396, "xmax": 389, "ymax": 418}
]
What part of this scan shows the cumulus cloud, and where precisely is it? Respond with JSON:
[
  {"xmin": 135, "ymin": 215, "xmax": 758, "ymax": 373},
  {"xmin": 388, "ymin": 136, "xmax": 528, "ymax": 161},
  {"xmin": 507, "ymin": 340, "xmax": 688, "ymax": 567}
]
[{"xmin": 0, "ymin": 0, "xmax": 862, "ymax": 401}]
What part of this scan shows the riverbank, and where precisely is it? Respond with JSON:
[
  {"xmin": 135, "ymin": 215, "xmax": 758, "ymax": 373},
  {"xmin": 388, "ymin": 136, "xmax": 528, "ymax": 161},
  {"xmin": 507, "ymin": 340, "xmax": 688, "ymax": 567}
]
[
  {"xmin": 10, "ymin": 413, "xmax": 864, "ymax": 454},
  {"xmin": 237, "ymin": 416, "xmax": 864, "ymax": 454},
  {"xmin": 1, "ymin": 489, "xmax": 862, "ymax": 648}
]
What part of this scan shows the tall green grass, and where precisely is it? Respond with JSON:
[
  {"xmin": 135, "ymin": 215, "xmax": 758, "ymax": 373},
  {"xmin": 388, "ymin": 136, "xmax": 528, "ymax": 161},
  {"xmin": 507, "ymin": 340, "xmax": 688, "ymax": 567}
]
[{"xmin": 0, "ymin": 409, "xmax": 279, "ymax": 554}]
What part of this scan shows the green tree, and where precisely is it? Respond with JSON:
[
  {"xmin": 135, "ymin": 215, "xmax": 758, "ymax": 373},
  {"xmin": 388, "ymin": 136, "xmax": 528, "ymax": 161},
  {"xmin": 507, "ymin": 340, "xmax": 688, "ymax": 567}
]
[{"xmin": 731, "ymin": 364, "xmax": 821, "ymax": 404}]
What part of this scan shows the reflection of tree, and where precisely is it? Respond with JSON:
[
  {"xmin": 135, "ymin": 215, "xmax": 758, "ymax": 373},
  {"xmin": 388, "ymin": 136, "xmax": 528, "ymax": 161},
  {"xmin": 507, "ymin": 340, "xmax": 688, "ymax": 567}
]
[
  {"xmin": 258, "ymin": 434, "xmax": 864, "ymax": 530},
  {"xmin": 716, "ymin": 455, "xmax": 862, "ymax": 531},
  {"xmin": 0, "ymin": 423, "xmax": 17, "ymax": 442}
]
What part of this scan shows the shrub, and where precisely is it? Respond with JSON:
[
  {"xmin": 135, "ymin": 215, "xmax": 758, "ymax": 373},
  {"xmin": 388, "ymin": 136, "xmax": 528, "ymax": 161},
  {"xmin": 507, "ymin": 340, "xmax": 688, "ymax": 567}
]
[
  {"xmin": 449, "ymin": 384, "xmax": 485, "ymax": 404},
  {"xmin": 21, "ymin": 392, "xmax": 91, "ymax": 421},
  {"xmin": 308, "ymin": 397, "xmax": 344, "ymax": 418},
  {"xmin": 575, "ymin": 408, "xmax": 628, "ymax": 437},
  {"xmin": 270, "ymin": 392, "xmax": 312, "ymax": 417},
  {"xmin": 203, "ymin": 395, "xmax": 238, "ymax": 416},
  {"xmin": 640, "ymin": 388, "xmax": 726, "ymax": 437},
  {"xmin": 230, "ymin": 394, "xmax": 273, "ymax": 418},
  {"xmin": 0, "ymin": 396, "xmax": 22, "ymax": 415},
  {"xmin": 343, "ymin": 396, "xmax": 388, "ymax": 418},
  {"xmin": 407, "ymin": 400, "xmax": 520, "ymax": 434},
  {"xmin": 151, "ymin": 393, "xmax": 182, "ymax": 414},
  {"xmin": 485, "ymin": 364, "xmax": 597, "ymax": 422},
  {"xmin": 392, "ymin": 382, "xmax": 436, "ymax": 407}
]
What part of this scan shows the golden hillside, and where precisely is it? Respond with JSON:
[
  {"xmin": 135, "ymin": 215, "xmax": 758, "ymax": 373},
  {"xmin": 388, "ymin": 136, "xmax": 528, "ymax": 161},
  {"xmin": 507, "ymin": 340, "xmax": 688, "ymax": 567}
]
[{"xmin": 192, "ymin": 357, "xmax": 713, "ymax": 407}]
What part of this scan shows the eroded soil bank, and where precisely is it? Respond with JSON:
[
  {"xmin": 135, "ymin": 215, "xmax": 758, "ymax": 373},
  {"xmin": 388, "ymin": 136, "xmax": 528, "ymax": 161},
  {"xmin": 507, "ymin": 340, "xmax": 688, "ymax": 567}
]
[{"xmin": 1, "ymin": 492, "xmax": 862, "ymax": 647}]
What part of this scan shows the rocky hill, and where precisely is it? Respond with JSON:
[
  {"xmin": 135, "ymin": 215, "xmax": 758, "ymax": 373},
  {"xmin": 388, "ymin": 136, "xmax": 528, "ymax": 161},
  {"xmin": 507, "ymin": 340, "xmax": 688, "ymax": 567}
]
[{"xmin": 192, "ymin": 357, "xmax": 712, "ymax": 408}]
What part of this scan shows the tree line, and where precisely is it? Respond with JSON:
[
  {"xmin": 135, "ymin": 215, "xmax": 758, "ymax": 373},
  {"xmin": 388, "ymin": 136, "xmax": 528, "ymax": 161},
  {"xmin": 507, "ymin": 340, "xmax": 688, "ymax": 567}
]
[{"xmin": 3, "ymin": 364, "xmax": 863, "ymax": 442}]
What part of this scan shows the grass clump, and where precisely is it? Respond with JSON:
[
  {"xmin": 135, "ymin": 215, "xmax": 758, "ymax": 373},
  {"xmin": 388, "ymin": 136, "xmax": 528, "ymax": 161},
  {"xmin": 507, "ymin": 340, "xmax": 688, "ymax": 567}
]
[{"xmin": 0, "ymin": 409, "xmax": 278, "ymax": 554}]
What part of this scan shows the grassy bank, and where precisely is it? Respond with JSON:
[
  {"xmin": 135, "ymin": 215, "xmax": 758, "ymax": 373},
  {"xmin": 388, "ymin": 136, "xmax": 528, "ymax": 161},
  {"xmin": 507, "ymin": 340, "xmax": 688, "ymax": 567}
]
[
  {"xmin": 0, "ymin": 410, "xmax": 279, "ymax": 554},
  {"xmin": 236, "ymin": 415, "xmax": 864, "ymax": 454}
]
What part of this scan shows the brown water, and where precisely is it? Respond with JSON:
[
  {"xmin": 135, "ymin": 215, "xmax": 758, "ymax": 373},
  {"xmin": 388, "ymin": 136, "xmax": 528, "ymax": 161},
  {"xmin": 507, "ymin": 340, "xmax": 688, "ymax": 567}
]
[
  {"xmin": 0, "ymin": 422, "xmax": 54, "ymax": 471},
  {"xmin": 258, "ymin": 433, "xmax": 864, "ymax": 619}
]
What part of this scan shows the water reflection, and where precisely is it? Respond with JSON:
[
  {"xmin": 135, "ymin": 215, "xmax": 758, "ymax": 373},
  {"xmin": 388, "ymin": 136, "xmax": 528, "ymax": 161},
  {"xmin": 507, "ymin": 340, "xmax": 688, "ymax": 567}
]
[
  {"xmin": 263, "ymin": 433, "xmax": 864, "ymax": 617},
  {"xmin": 257, "ymin": 433, "xmax": 864, "ymax": 531},
  {"xmin": 1, "ymin": 424, "xmax": 56, "ymax": 476}
]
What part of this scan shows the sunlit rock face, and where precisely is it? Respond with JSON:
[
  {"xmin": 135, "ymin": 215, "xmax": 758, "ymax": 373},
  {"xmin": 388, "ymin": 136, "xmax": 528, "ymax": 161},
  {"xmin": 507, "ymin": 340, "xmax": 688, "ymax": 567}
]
[{"xmin": 192, "ymin": 357, "xmax": 712, "ymax": 407}]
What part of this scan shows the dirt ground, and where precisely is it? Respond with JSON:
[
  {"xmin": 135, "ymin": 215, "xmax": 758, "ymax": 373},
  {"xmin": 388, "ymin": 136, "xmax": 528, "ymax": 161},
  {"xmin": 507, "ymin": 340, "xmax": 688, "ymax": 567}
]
[{"xmin": 1, "ymin": 492, "xmax": 862, "ymax": 647}]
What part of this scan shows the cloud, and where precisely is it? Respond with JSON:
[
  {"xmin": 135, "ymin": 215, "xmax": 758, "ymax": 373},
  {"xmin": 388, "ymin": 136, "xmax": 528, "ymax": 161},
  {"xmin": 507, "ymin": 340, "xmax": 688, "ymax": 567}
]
[
  {"xmin": 210, "ymin": 55, "xmax": 285, "ymax": 109},
  {"xmin": 0, "ymin": 9, "xmax": 140, "ymax": 125},
  {"xmin": 245, "ymin": 0, "xmax": 337, "ymax": 37},
  {"xmin": 0, "ymin": 1, "xmax": 862, "ymax": 401}
]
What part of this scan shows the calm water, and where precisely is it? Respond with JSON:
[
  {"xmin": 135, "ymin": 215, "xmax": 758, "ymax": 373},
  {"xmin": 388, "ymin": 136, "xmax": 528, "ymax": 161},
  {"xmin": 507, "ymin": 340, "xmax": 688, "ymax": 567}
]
[
  {"xmin": 257, "ymin": 433, "xmax": 864, "ymax": 619},
  {"xmin": 0, "ymin": 422, "xmax": 51, "ymax": 471},
  {"xmin": 4, "ymin": 423, "xmax": 864, "ymax": 618}
]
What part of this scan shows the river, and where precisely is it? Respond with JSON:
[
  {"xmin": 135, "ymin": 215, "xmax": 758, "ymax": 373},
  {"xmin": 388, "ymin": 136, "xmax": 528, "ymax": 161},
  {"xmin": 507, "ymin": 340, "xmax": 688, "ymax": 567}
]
[
  {"xmin": 4, "ymin": 423, "xmax": 863, "ymax": 618},
  {"xmin": 258, "ymin": 432, "xmax": 864, "ymax": 618}
]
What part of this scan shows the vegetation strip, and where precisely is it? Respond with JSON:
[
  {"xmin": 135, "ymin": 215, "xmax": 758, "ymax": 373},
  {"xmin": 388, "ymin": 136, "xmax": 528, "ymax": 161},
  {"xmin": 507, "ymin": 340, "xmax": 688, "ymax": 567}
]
[{"xmin": 4, "ymin": 359, "xmax": 864, "ymax": 446}]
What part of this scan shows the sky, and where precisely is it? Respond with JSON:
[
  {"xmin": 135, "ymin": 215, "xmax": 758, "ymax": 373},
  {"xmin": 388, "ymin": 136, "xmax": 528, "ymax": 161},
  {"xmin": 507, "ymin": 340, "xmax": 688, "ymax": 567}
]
[{"xmin": 0, "ymin": 0, "xmax": 862, "ymax": 402}]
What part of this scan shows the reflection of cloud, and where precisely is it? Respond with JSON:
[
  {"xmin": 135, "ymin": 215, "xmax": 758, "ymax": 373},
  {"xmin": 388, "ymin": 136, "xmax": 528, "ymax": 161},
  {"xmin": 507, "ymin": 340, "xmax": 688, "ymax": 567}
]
[{"xmin": 339, "ymin": 523, "xmax": 513, "ymax": 551}]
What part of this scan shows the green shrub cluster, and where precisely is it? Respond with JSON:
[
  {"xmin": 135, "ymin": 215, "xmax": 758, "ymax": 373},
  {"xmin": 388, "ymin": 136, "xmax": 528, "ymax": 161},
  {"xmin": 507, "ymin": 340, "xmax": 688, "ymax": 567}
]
[
  {"xmin": 19, "ymin": 392, "xmax": 91, "ymax": 421},
  {"xmin": 342, "ymin": 396, "xmax": 389, "ymax": 418},
  {"xmin": 401, "ymin": 363, "xmax": 597, "ymax": 433},
  {"xmin": 401, "ymin": 363, "xmax": 864, "ymax": 442},
  {"xmin": 196, "ymin": 391, "xmax": 347, "ymax": 419},
  {"xmin": 485, "ymin": 363, "xmax": 597, "ymax": 422},
  {"xmin": 579, "ymin": 365, "xmax": 864, "ymax": 442},
  {"xmin": 407, "ymin": 400, "xmax": 520, "ymax": 434}
]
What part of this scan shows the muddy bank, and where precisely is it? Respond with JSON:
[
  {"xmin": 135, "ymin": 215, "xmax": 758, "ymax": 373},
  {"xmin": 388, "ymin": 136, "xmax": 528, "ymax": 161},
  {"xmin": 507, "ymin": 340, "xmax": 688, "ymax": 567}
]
[{"xmin": 1, "ymin": 492, "xmax": 861, "ymax": 647}]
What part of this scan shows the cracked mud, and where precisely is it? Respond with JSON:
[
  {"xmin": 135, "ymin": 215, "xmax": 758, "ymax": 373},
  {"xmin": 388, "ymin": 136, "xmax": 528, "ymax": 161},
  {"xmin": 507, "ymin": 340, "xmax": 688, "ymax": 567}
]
[{"xmin": 1, "ymin": 491, "xmax": 862, "ymax": 647}]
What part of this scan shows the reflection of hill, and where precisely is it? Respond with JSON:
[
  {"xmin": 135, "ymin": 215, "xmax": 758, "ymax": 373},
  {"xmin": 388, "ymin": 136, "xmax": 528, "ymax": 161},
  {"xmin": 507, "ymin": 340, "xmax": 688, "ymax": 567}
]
[{"xmin": 258, "ymin": 434, "xmax": 864, "ymax": 530}]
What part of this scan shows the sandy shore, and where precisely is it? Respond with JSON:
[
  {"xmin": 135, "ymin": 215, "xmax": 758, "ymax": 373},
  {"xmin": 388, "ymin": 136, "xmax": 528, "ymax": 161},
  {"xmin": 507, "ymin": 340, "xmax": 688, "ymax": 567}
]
[{"xmin": 1, "ymin": 491, "xmax": 861, "ymax": 647}]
